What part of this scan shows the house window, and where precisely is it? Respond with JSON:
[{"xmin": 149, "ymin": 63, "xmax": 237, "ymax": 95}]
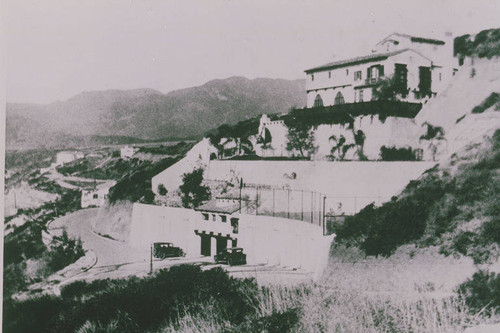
[
  {"xmin": 221, "ymin": 215, "xmax": 227, "ymax": 223},
  {"xmin": 212, "ymin": 214, "xmax": 216, "ymax": 221},
  {"xmin": 346, "ymin": 69, "xmax": 349, "ymax": 76},
  {"xmin": 313, "ymin": 94, "xmax": 324, "ymax": 107},
  {"xmin": 334, "ymin": 92, "xmax": 345, "ymax": 105},
  {"xmin": 231, "ymin": 218, "xmax": 239, "ymax": 234},
  {"xmin": 359, "ymin": 90, "xmax": 364, "ymax": 102},
  {"xmin": 328, "ymin": 71, "xmax": 332, "ymax": 79},
  {"xmin": 418, "ymin": 66, "xmax": 432, "ymax": 97},
  {"xmin": 354, "ymin": 71, "xmax": 362, "ymax": 81},
  {"xmin": 202, "ymin": 213, "xmax": 209, "ymax": 221},
  {"xmin": 394, "ymin": 63, "xmax": 408, "ymax": 97},
  {"xmin": 311, "ymin": 74, "xmax": 314, "ymax": 81},
  {"xmin": 93, "ymin": 194, "xmax": 98, "ymax": 199},
  {"xmin": 439, "ymin": 73, "xmax": 442, "ymax": 81}
]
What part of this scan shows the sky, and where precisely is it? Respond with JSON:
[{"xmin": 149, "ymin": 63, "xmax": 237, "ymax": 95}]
[{"xmin": 4, "ymin": 0, "xmax": 500, "ymax": 103}]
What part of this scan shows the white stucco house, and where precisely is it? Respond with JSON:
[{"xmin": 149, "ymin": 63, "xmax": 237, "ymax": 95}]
[
  {"xmin": 56, "ymin": 151, "xmax": 84, "ymax": 166},
  {"xmin": 81, "ymin": 181, "xmax": 116, "ymax": 208},
  {"xmin": 305, "ymin": 33, "xmax": 456, "ymax": 108},
  {"xmin": 120, "ymin": 146, "xmax": 139, "ymax": 159}
]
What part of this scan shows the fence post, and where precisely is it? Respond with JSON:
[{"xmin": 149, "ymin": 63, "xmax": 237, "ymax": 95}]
[
  {"xmin": 287, "ymin": 189, "xmax": 290, "ymax": 219},
  {"xmin": 311, "ymin": 191, "xmax": 314, "ymax": 224},
  {"xmin": 256, "ymin": 186, "xmax": 259, "ymax": 215},
  {"xmin": 272, "ymin": 188, "xmax": 275, "ymax": 217},
  {"xmin": 301, "ymin": 190, "xmax": 304, "ymax": 221},
  {"xmin": 318, "ymin": 192, "xmax": 321, "ymax": 226}
]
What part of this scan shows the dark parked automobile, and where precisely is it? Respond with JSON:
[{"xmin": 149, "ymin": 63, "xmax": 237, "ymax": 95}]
[
  {"xmin": 214, "ymin": 247, "xmax": 247, "ymax": 266},
  {"xmin": 153, "ymin": 242, "xmax": 185, "ymax": 259}
]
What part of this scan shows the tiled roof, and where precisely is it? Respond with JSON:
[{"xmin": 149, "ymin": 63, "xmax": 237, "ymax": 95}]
[
  {"xmin": 305, "ymin": 49, "xmax": 409, "ymax": 73},
  {"xmin": 195, "ymin": 200, "xmax": 240, "ymax": 214}
]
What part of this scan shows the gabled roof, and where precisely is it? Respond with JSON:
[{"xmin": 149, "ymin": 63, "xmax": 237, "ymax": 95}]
[
  {"xmin": 377, "ymin": 33, "xmax": 445, "ymax": 46},
  {"xmin": 305, "ymin": 49, "xmax": 409, "ymax": 73}
]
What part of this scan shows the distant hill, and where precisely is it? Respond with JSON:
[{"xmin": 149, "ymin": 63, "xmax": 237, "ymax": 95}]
[{"xmin": 7, "ymin": 77, "xmax": 306, "ymax": 150}]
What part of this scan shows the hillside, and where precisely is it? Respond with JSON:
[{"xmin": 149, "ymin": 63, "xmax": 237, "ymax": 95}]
[{"xmin": 6, "ymin": 77, "xmax": 306, "ymax": 150}]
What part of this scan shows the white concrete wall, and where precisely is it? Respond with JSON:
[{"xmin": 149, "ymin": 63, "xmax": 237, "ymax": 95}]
[
  {"xmin": 237, "ymin": 214, "xmax": 334, "ymax": 275},
  {"xmin": 152, "ymin": 138, "xmax": 217, "ymax": 194},
  {"xmin": 130, "ymin": 204, "xmax": 200, "ymax": 255},
  {"xmin": 206, "ymin": 160, "xmax": 435, "ymax": 214},
  {"xmin": 129, "ymin": 203, "xmax": 334, "ymax": 277},
  {"xmin": 257, "ymin": 114, "xmax": 421, "ymax": 160}
]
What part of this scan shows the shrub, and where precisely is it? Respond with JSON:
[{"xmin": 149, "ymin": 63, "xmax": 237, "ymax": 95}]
[
  {"xmin": 380, "ymin": 146, "xmax": 419, "ymax": 161},
  {"xmin": 47, "ymin": 230, "xmax": 85, "ymax": 272},
  {"xmin": 108, "ymin": 157, "xmax": 178, "ymax": 204},
  {"xmin": 157, "ymin": 183, "xmax": 168, "ymax": 196},
  {"xmin": 179, "ymin": 168, "xmax": 211, "ymax": 208},
  {"xmin": 4, "ymin": 265, "xmax": 259, "ymax": 333},
  {"xmin": 457, "ymin": 270, "xmax": 500, "ymax": 316},
  {"xmin": 471, "ymin": 92, "xmax": 500, "ymax": 114}
]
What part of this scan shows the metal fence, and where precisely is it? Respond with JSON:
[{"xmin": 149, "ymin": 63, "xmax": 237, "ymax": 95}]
[{"xmin": 240, "ymin": 183, "xmax": 326, "ymax": 227}]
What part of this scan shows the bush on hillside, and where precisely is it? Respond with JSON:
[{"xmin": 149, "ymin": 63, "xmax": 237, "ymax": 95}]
[
  {"xmin": 336, "ymin": 129, "xmax": 500, "ymax": 260},
  {"xmin": 138, "ymin": 141, "xmax": 194, "ymax": 156},
  {"xmin": 179, "ymin": 168, "xmax": 211, "ymax": 208},
  {"xmin": 457, "ymin": 270, "xmax": 500, "ymax": 316},
  {"xmin": 3, "ymin": 265, "xmax": 259, "ymax": 333},
  {"xmin": 454, "ymin": 28, "xmax": 500, "ymax": 61},
  {"xmin": 46, "ymin": 230, "xmax": 85, "ymax": 272},
  {"xmin": 471, "ymin": 92, "xmax": 500, "ymax": 114},
  {"xmin": 107, "ymin": 157, "xmax": 178, "ymax": 204},
  {"xmin": 380, "ymin": 146, "xmax": 420, "ymax": 161}
]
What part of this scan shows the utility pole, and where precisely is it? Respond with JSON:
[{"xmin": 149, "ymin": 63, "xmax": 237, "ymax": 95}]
[
  {"xmin": 150, "ymin": 243, "xmax": 153, "ymax": 275},
  {"xmin": 239, "ymin": 178, "xmax": 243, "ymax": 213},
  {"xmin": 323, "ymin": 196, "xmax": 327, "ymax": 236}
]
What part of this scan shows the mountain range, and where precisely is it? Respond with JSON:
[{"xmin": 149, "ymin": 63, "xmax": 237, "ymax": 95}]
[{"xmin": 6, "ymin": 77, "xmax": 306, "ymax": 150}]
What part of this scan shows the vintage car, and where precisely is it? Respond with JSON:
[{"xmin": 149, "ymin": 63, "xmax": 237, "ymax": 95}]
[
  {"xmin": 153, "ymin": 242, "xmax": 185, "ymax": 259},
  {"xmin": 214, "ymin": 247, "xmax": 247, "ymax": 266}
]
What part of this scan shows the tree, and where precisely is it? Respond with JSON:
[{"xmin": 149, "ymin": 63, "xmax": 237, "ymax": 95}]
[
  {"xmin": 372, "ymin": 75, "xmax": 410, "ymax": 101},
  {"xmin": 420, "ymin": 122, "xmax": 446, "ymax": 161},
  {"xmin": 286, "ymin": 124, "xmax": 316, "ymax": 157},
  {"xmin": 353, "ymin": 129, "xmax": 367, "ymax": 160},
  {"xmin": 157, "ymin": 184, "xmax": 168, "ymax": 196},
  {"xmin": 179, "ymin": 168, "xmax": 211, "ymax": 208},
  {"xmin": 328, "ymin": 134, "xmax": 354, "ymax": 160}
]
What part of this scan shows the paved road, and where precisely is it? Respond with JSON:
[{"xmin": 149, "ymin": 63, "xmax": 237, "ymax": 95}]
[
  {"xmin": 49, "ymin": 209, "xmax": 148, "ymax": 267},
  {"xmin": 48, "ymin": 209, "xmax": 314, "ymax": 285}
]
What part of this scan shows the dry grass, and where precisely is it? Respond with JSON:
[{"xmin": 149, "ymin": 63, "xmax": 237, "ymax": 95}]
[{"xmin": 163, "ymin": 246, "xmax": 490, "ymax": 333}]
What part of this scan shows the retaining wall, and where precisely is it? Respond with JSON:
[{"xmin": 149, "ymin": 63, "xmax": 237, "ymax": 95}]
[{"xmin": 129, "ymin": 203, "xmax": 333, "ymax": 277}]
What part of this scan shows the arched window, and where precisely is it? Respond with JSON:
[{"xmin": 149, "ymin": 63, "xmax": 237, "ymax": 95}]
[
  {"xmin": 334, "ymin": 92, "xmax": 345, "ymax": 105},
  {"xmin": 313, "ymin": 94, "xmax": 324, "ymax": 107}
]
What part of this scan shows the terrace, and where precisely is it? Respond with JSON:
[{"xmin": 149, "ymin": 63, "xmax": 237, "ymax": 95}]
[{"xmin": 290, "ymin": 100, "xmax": 422, "ymax": 120}]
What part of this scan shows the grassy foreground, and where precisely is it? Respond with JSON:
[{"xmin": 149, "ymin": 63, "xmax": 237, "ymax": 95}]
[{"xmin": 3, "ymin": 263, "xmax": 493, "ymax": 333}]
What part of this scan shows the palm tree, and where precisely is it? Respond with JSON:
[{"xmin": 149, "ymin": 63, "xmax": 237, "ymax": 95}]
[
  {"xmin": 353, "ymin": 129, "xmax": 367, "ymax": 160},
  {"xmin": 329, "ymin": 134, "xmax": 354, "ymax": 160}
]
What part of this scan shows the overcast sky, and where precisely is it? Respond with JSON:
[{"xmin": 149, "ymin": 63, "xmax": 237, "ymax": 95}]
[{"xmin": 5, "ymin": 0, "xmax": 500, "ymax": 103}]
